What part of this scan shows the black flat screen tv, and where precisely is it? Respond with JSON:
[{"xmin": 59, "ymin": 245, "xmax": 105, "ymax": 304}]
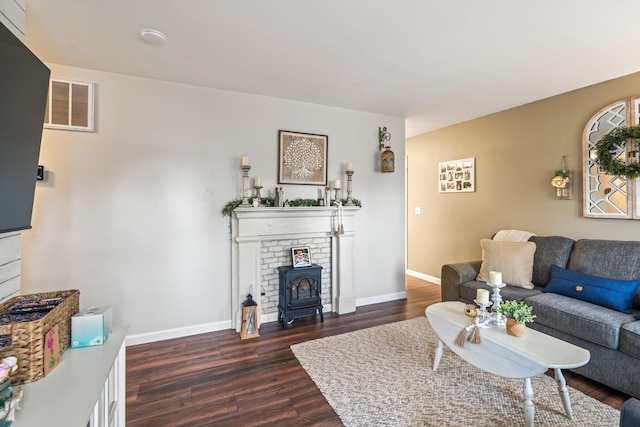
[{"xmin": 0, "ymin": 22, "xmax": 50, "ymax": 233}]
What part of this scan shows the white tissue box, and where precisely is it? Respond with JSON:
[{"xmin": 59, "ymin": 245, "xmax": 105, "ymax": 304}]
[{"xmin": 71, "ymin": 306, "xmax": 112, "ymax": 348}]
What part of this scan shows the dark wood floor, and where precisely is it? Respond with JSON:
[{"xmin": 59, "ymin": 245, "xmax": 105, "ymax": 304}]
[{"xmin": 126, "ymin": 276, "xmax": 629, "ymax": 426}]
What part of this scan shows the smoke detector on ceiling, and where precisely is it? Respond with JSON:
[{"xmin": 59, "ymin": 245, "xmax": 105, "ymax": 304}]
[{"xmin": 140, "ymin": 29, "xmax": 166, "ymax": 46}]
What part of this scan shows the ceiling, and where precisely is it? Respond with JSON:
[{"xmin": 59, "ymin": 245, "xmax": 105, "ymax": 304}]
[{"xmin": 24, "ymin": 0, "xmax": 640, "ymax": 137}]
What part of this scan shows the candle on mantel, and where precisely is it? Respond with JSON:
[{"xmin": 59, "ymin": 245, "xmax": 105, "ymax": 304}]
[
  {"xmin": 489, "ymin": 271, "xmax": 502, "ymax": 285},
  {"xmin": 346, "ymin": 162, "xmax": 353, "ymax": 172},
  {"xmin": 334, "ymin": 179, "xmax": 341, "ymax": 189},
  {"xmin": 476, "ymin": 289, "xmax": 489, "ymax": 304},
  {"xmin": 253, "ymin": 176, "xmax": 262, "ymax": 187},
  {"xmin": 241, "ymin": 155, "xmax": 250, "ymax": 167}
]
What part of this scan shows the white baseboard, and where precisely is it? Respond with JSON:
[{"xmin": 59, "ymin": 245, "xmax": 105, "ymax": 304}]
[
  {"xmin": 268, "ymin": 293, "xmax": 409, "ymax": 320},
  {"xmin": 406, "ymin": 269, "xmax": 441, "ymax": 285},
  {"xmin": 356, "ymin": 291, "xmax": 407, "ymax": 306},
  {"xmin": 267, "ymin": 293, "xmax": 409, "ymax": 321},
  {"xmin": 125, "ymin": 288, "xmax": 416, "ymax": 346},
  {"xmin": 125, "ymin": 320, "xmax": 232, "ymax": 346}
]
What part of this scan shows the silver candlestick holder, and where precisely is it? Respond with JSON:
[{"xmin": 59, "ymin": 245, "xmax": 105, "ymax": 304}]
[
  {"xmin": 253, "ymin": 185, "xmax": 263, "ymax": 207},
  {"xmin": 345, "ymin": 170, "xmax": 355, "ymax": 206},
  {"xmin": 474, "ymin": 299, "xmax": 493, "ymax": 328},
  {"xmin": 491, "ymin": 282, "xmax": 507, "ymax": 326},
  {"xmin": 240, "ymin": 165, "xmax": 251, "ymax": 206}
]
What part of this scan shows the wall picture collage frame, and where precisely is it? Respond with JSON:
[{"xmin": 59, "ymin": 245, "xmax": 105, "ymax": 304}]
[{"xmin": 438, "ymin": 157, "xmax": 475, "ymax": 193}]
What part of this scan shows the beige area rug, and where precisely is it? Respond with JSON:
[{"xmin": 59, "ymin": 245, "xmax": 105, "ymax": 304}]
[{"xmin": 291, "ymin": 317, "xmax": 620, "ymax": 427}]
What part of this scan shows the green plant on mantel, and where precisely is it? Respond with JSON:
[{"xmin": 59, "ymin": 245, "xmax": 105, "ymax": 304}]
[
  {"xmin": 289, "ymin": 198, "xmax": 318, "ymax": 207},
  {"xmin": 221, "ymin": 197, "xmax": 275, "ymax": 216},
  {"xmin": 496, "ymin": 300, "xmax": 536, "ymax": 324},
  {"xmin": 339, "ymin": 198, "xmax": 362, "ymax": 207},
  {"xmin": 222, "ymin": 197, "xmax": 362, "ymax": 216}
]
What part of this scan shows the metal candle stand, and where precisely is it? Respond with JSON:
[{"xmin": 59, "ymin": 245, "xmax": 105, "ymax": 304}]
[
  {"xmin": 345, "ymin": 170, "xmax": 354, "ymax": 206},
  {"xmin": 240, "ymin": 165, "xmax": 251, "ymax": 207},
  {"xmin": 253, "ymin": 185, "xmax": 263, "ymax": 206},
  {"xmin": 473, "ymin": 299, "xmax": 493, "ymax": 328},
  {"xmin": 491, "ymin": 283, "xmax": 507, "ymax": 326},
  {"xmin": 475, "ymin": 282, "xmax": 506, "ymax": 328}
]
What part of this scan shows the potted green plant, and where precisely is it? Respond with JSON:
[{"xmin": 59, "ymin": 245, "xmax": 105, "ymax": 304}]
[{"xmin": 496, "ymin": 300, "xmax": 536, "ymax": 337}]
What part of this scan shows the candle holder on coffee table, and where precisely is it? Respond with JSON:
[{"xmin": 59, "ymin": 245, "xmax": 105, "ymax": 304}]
[
  {"xmin": 473, "ymin": 299, "xmax": 493, "ymax": 328},
  {"xmin": 490, "ymin": 282, "xmax": 507, "ymax": 326}
]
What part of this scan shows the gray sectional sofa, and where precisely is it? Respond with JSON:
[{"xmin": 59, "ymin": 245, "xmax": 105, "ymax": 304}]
[
  {"xmin": 621, "ymin": 398, "xmax": 640, "ymax": 426},
  {"xmin": 441, "ymin": 235, "xmax": 640, "ymax": 399}
]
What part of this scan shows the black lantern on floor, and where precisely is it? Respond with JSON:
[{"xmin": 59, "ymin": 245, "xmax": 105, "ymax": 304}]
[{"xmin": 240, "ymin": 293, "xmax": 260, "ymax": 340}]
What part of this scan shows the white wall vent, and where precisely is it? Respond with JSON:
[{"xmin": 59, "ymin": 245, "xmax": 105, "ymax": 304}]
[{"xmin": 44, "ymin": 79, "xmax": 94, "ymax": 132}]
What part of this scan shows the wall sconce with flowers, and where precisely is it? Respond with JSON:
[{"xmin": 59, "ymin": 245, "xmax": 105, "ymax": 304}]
[
  {"xmin": 379, "ymin": 127, "xmax": 395, "ymax": 173},
  {"xmin": 551, "ymin": 155, "xmax": 573, "ymax": 200}
]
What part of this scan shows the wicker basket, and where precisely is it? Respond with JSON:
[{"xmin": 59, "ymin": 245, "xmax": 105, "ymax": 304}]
[{"xmin": 0, "ymin": 289, "xmax": 79, "ymax": 384}]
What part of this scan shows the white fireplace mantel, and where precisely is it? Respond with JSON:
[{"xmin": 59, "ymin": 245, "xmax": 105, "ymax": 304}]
[{"xmin": 231, "ymin": 206, "xmax": 359, "ymax": 331}]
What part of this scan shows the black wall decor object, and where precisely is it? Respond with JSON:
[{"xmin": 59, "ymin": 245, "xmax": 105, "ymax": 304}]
[{"xmin": 0, "ymin": 22, "xmax": 50, "ymax": 233}]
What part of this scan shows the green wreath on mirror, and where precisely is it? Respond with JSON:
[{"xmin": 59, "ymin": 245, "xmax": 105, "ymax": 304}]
[{"xmin": 595, "ymin": 125, "xmax": 640, "ymax": 179}]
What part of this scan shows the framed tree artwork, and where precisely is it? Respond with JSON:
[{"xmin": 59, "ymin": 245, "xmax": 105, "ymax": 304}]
[{"xmin": 278, "ymin": 130, "xmax": 328, "ymax": 185}]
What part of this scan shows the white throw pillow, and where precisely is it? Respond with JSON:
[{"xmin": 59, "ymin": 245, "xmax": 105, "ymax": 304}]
[{"xmin": 476, "ymin": 239, "xmax": 536, "ymax": 289}]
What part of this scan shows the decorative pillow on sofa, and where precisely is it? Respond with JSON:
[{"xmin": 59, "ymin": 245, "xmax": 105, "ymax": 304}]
[
  {"xmin": 476, "ymin": 239, "xmax": 536, "ymax": 289},
  {"xmin": 544, "ymin": 264, "xmax": 640, "ymax": 313}
]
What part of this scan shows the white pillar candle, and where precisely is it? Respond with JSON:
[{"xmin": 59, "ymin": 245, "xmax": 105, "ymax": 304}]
[
  {"xmin": 489, "ymin": 271, "xmax": 502, "ymax": 285},
  {"xmin": 476, "ymin": 289, "xmax": 489, "ymax": 304},
  {"xmin": 241, "ymin": 155, "xmax": 250, "ymax": 167},
  {"xmin": 346, "ymin": 162, "xmax": 353, "ymax": 172},
  {"xmin": 334, "ymin": 179, "xmax": 341, "ymax": 189},
  {"xmin": 253, "ymin": 176, "xmax": 261, "ymax": 187}
]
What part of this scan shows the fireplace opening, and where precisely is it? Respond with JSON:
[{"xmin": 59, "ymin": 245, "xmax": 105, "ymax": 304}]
[{"xmin": 278, "ymin": 264, "xmax": 324, "ymax": 329}]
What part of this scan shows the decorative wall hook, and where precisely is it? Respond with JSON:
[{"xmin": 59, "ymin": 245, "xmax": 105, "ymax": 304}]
[
  {"xmin": 379, "ymin": 127, "xmax": 390, "ymax": 151},
  {"xmin": 379, "ymin": 127, "xmax": 395, "ymax": 173}
]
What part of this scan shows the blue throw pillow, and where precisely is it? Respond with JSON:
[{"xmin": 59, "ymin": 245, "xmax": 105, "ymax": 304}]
[{"xmin": 544, "ymin": 264, "xmax": 640, "ymax": 313}]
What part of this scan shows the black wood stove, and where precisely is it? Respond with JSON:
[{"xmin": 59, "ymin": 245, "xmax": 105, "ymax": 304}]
[{"xmin": 277, "ymin": 264, "xmax": 323, "ymax": 329}]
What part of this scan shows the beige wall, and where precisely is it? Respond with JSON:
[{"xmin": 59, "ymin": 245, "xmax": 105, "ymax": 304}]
[{"xmin": 406, "ymin": 71, "xmax": 640, "ymax": 279}]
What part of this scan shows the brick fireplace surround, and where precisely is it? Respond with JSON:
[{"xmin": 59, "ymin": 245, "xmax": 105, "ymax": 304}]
[{"xmin": 231, "ymin": 206, "xmax": 359, "ymax": 331}]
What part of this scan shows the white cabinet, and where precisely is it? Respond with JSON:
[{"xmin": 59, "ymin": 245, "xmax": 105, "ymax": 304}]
[{"xmin": 12, "ymin": 326, "xmax": 127, "ymax": 427}]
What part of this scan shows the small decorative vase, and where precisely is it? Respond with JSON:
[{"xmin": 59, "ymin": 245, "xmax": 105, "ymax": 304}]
[
  {"xmin": 556, "ymin": 186, "xmax": 570, "ymax": 200},
  {"xmin": 506, "ymin": 318, "xmax": 526, "ymax": 337}
]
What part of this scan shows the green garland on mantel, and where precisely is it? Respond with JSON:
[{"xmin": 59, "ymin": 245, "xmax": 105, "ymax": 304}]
[
  {"xmin": 595, "ymin": 125, "xmax": 640, "ymax": 179},
  {"xmin": 222, "ymin": 197, "xmax": 362, "ymax": 216}
]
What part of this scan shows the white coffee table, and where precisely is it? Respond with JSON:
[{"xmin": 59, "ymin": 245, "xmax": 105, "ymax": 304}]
[{"xmin": 425, "ymin": 301, "xmax": 590, "ymax": 427}]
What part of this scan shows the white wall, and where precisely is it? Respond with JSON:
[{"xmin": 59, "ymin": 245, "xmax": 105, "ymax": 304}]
[
  {"xmin": 0, "ymin": 0, "xmax": 24, "ymax": 40},
  {"xmin": 21, "ymin": 64, "xmax": 405, "ymax": 341}
]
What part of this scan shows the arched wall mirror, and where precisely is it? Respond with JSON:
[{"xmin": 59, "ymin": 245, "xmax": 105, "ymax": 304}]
[{"xmin": 583, "ymin": 97, "xmax": 640, "ymax": 219}]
